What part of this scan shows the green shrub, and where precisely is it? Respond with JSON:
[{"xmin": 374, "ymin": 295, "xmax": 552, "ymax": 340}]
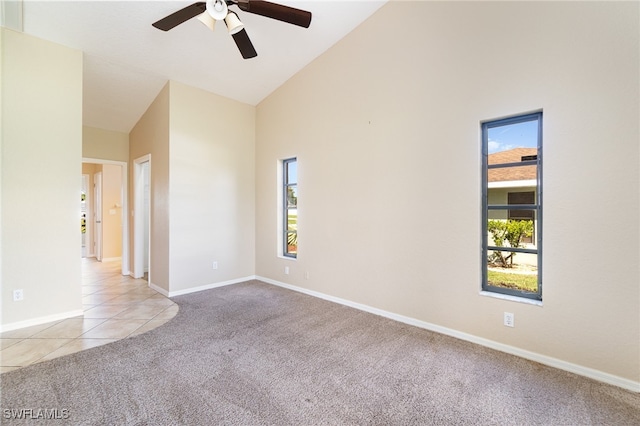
[{"xmin": 487, "ymin": 219, "xmax": 533, "ymax": 268}]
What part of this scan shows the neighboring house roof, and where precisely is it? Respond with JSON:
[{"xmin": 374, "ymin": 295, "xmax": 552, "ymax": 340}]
[{"xmin": 488, "ymin": 148, "xmax": 537, "ymax": 182}]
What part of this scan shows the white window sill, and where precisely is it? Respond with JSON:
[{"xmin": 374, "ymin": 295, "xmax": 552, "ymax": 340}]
[
  {"xmin": 479, "ymin": 291, "xmax": 543, "ymax": 306},
  {"xmin": 278, "ymin": 255, "xmax": 297, "ymax": 261}
]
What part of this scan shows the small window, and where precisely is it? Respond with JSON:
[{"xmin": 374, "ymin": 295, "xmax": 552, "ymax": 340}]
[
  {"xmin": 482, "ymin": 113, "xmax": 542, "ymax": 300},
  {"xmin": 283, "ymin": 158, "xmax": 297, "ymax": 258}
]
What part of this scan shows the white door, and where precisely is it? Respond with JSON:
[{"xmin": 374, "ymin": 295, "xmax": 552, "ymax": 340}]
[{"xmin": 94, "ymin": 171, "xmax": 103, "ymax": 261}]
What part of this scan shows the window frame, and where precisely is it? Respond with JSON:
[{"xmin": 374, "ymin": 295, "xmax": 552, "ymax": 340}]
[
  {"xmin": 282, "ymin": 157, "xmax": 297, "ymax": 258},
  {"xmin": 482, "ymin": 112, "xmax": 542, "ymax": 301}
]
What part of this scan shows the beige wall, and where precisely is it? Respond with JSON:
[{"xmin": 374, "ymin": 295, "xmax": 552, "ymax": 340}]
[
  {"xmin": 82, "ymin": 126, "xmax": 129, "ymax": 162},
  {"xmin": 101, "ymin": 164, "xmax": 123, "ymax": 259},
  {"xmin": 1, "ymin": 29, "xmax": 5, "ymax": 312},
  {"xmin": 129, "ymin": 83, "xmax": 171, "ymax": 292},
  {"xmin": 255, "ymin": 2, "xmax": 639, "ymax": 385},
  {"xmin": 129, "ymin": 81, "xmax": 255, "ymax": 294},
  {"xmin": 168, "ymin": 82, "xmax": 255, "ymax": 293},
  {"xmin": 1, "ymin": 29, "xmax": 83, "ymax": 326},
  {"xmin": 1, "ymin": 29, "xmax": 4, "ymax": 323}
]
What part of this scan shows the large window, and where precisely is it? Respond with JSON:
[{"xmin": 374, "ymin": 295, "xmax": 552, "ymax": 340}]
[
  {"xmin": 283, "ymin": 158, "xmax": 297, "ymax": 258},
  {"xmin": 482, "ymin": 113, "xmax": 542, "ymax": 300}
]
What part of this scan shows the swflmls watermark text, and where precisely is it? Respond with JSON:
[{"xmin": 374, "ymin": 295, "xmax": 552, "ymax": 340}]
[{"xmin": 3, "ymin": 408, "xmax": 70, "ymax": 420}]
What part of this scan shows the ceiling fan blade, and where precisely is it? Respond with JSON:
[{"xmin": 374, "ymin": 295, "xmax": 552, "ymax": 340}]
[
  {"xmin": 236, "ymin": 0, "xmax": 312, "ymax": 28},
  {"xmin": 231, "ymin": 28, "xmax": 258, "ymax": 59},
  {"xmin": 152, "ymin": 2, "xmax": 207, "ymax": 31}
]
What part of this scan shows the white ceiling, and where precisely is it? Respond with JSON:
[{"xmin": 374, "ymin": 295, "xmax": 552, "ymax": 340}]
[{"xmin": 16, "ymin": 0, "xmax": 386, "ymax": 133}]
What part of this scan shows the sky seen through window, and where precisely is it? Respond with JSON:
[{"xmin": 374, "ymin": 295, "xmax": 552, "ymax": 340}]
[{"xmin": 487, "ymin": 120, "xmax": 538, "ymax": 154}]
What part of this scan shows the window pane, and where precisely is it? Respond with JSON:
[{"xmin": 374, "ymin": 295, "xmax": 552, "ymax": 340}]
[
  {"xmin": 508, "ymin": 191, "xmax": 535, "ymax": 205},
  {"xmin": 287, "ymin": 208, "xmax": 297, "ymax": 232},
  {"xmin": 489, "ymin": 164, "xmax": 537, "ymax": 183},
  {"xmin": 487, "ymin": 250, "xmax": 538, "ymax": 293},
  {"xmin": 286, "ymin": 232, "xmax": 297, "ymax": 255},
  {"xmin": 286, "ymin": 185, "xmax": 298, "ymax": 208},
  {"xmin": 508, "ymin": 209, "xmax": 535, "ymax": 220},
  {"xmin": 487, "ymin": 119, "xmax": 538, "ymax": 182},
  {"xmin": 286, "ymin": 161, "xmax": 297, "ymax": 184},
  {"xmin": 506, "ymin": 212, "xmax": 536, "ymax": 245},
  {"xmin": 488, "ymin": 214, "xmax": 536, "ymax": 247},
  {"xmin": 487, "ymin": 120, "xmax": 538, "ymax": 156}
]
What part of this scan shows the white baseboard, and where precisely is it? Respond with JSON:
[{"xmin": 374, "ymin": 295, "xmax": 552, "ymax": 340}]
[
  {"xmin": 148, "ymin": 281, "xmax": 169, "ymax": 297},
  {"xmin": 149, "ymin": 276, "xmax": 257, "ymax": 298},
  {"xmin": 100, "ymin": 257, "xmax": 121, "ymax": 263},
  {"xmin": 0, "ymin": 309, "xmax": 85, "ymax": 333},
  {"xmin": 256, "ymin": 275, "xmax": 640, "ymax": 393}
]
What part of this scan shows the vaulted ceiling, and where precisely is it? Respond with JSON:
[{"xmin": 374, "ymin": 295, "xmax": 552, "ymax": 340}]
[{"xmin": 11, "ymin": 1, "xmax": 386, "ymax": 132}]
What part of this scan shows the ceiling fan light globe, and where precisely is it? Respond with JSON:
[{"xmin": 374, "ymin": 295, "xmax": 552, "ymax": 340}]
[
  {"xmin": 196, "ymin": 12, "xmax": 216, "ymax": 31},
  {"xmin": 225, "ymin": 12, "xmax": 244, "ymax": 35},
  {"xmin": 206, "ymin": 0, "xmax": 228, "ymax": 20}
]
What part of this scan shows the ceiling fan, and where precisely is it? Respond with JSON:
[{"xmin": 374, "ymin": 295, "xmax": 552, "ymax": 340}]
[{"xmin": 152, "ymin": 0, "xmax": 312, "ymax": 59}]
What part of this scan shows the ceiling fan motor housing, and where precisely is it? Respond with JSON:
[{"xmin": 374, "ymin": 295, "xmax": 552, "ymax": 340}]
[{"xmin": 206, "ymin": 0, "xmax": 229, "ymax": 20}]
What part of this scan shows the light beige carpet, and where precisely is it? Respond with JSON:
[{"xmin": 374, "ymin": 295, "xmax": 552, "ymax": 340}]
[{"xmin": 1, "ymin": 280, "xmax": 639, "ymax": 425}]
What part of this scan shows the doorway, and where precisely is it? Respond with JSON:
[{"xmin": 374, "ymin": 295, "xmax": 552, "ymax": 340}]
[
  {"xmin": 82, "ymin": 158, "xmax": 129, "ymax": 276},
  {"xmin": 133, "ymin": 155, "xmax": 151, "ymax": 280}
]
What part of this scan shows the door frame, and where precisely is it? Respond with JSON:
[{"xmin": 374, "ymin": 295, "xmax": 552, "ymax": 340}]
[
  {"xmin": 83, "ymin": 157, "xmax": 129, "ymax": 276},
  {"xmin": 133, "ymin": 154, "xmax": 151, "ymax": 280},
  {"xmin": 81, "ymin": 174, "xmax": 91, "ymax": 257},
  {"xmin": 94, "ymin": 171, "xmax": 102, "ymax": 261}
]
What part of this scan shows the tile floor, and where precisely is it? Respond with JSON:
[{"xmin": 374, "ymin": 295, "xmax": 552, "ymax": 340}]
[{"xmin": 0, "ymin": 258, "xmax": 178, "ymax": 373}]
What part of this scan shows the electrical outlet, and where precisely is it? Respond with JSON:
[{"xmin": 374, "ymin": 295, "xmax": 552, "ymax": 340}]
[
  {"xmin": 504, "ymin": 312, "xmax": 515, "ymax": 327},
  {"xmin": 212, "ymin": 261, "xmax": 218, "ymax": 270},
  {"xmin": 284, "ymin": 266, "xmax": 289, "ymax": 275},
  {"xmin": 13, "ymin": 289, "xmax": 24, "ymax": 302},
  {"xmin": 304, "ymin": 271, "xmax": 310, "ymax": 280}
]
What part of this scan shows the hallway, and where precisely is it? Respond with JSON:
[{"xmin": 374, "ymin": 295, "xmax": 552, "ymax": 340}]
[{"xmin": 0, "ymin": 259, "xmax": 177, "ymax": 373}]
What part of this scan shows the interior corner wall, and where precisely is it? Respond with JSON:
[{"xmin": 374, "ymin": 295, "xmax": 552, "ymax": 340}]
[
  {"xmin": 1, "ymin": 28, "xmax": 83, "ymax": 327},
  {"xmin": 129, "ymin": 83, "xmax": 170, "ymax": 292},
  {"xmin": 168, "ymin": 81, "xmax": 255, "ymax": 293},
  {"xmin": 255, "ymin": 2, "xmax": 640, "ymax": 385},
  {"xmin": 82, "ymin": 126, "xmax": 129, "ymax": 162}
]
